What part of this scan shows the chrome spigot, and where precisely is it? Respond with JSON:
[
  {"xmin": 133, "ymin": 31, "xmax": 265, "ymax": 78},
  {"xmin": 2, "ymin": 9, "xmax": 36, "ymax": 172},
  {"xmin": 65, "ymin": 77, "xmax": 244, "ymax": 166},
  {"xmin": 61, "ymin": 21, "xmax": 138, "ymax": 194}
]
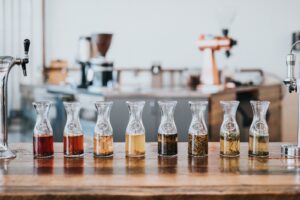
[
  {"xmin": 282, "ymin": 40, "xmax": 300, "ymax": 157},
  {"xmin": 0, "ymin": 39, "xmax": 30, "ymax": 159}
]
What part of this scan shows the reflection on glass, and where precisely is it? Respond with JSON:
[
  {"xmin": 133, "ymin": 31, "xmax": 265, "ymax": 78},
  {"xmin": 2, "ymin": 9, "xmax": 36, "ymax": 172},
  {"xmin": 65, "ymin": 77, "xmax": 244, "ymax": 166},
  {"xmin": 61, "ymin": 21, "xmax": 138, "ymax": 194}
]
[
  {"xmin": 220, "ymin": 157, "xmax": 240, "ymax": 173},
  {"xmin": 248, "ymin": 158, "xmax": 269, "ymax": 173},
  {"xmin": 64, "ymin": 157, "xmax": 84, "ymax": 175},
  {"xmin": 33, "ymin": 158, "xmax": 54, "ymax": 175},
  {"xmin": 126, "ymin": 157, "xmax": 145, "ymax": 175},
  {"xmin": 158, "ymin": 156, "xmax": 177, "ymax": 174},
  {"xmin": 188, "ymin": 156, "xmax": 208, "ymax": 173},
  {"xmin": 94, "ymin": 157, "xmax": 113, "ymax": 174},
  {"xmin": 0, "ymin": 160, "xmax": 10, "ymax": 175}
]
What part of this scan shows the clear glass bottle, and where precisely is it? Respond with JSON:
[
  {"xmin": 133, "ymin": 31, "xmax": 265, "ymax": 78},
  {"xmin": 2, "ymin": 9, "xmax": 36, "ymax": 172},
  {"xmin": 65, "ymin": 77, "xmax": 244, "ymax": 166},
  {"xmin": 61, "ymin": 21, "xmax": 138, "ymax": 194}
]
[
  {"xmin": 249, "ymin": 100, "xmax": 270, "ymax": 157},
  {"xmin": 33, "ymin": 101, "xmax": 54, "ymax": 158},
  {"xmin": 188, "ymin": 101, "xmax": 208, "ymax": 157},
  {"xmin": 220, "ymin": 101, "xmax": 240, "ymax": 157},
  {"xmin": 158, "ymin": 100, "xmax": 178, "ymax": 156},
  {"xmin": 125, "ymin": 101, "xmax": 146, "ymax": 157},
  {"xmin": 94, "ymin": 101, "xmax": 113, "ymax": 157},
  {"xmin": 63, "ymin": 102, "xmax": 84, "ymax": 157}
]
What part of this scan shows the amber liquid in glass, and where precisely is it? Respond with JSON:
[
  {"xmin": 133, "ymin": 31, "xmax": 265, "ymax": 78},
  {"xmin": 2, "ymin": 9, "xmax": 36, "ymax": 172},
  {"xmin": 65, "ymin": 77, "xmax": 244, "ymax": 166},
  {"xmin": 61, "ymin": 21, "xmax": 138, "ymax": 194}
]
[
  {"xmin": 220, "ymin": 133, "xmax": 240, "ymax": 157},
  {"xmin": 158, "ymin": 133, "xmax": 178, "ymax": 156},
  {"xmin": 188, "ymin": 134, "xmax": 208, "ymax": 157},
  {"xmin": 125, "ymin": 133, "xmax": 145, "ymax": 157},
  {"xmin": 94, "ymin": 135, "xmax": 113, "ymax": 157},
  {"xmin": 248, "ymin": 134, "xmax": 269, "ymax": 157},
  {"xmin": 33, "ymin": 135, "xmax": 54, "ymax": 158},
  {"xmin": 63, "ymin": 134, "xmax": 84, "ymax": 157}
]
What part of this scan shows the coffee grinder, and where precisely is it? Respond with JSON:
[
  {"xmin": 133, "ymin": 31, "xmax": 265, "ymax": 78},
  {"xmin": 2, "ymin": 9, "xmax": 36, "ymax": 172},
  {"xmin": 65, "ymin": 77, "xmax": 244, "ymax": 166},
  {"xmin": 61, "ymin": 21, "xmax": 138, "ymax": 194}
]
[
  {"xmin": 77, "ymin": 36, "xmax": 92, "ymax": 88},
  {"xmin": 88, "ymin": 33, "xmax": 114, "ymax": 93},
  {"xmin": 197, "ymin": 30, "xmax": 237, "ymax": 85}
]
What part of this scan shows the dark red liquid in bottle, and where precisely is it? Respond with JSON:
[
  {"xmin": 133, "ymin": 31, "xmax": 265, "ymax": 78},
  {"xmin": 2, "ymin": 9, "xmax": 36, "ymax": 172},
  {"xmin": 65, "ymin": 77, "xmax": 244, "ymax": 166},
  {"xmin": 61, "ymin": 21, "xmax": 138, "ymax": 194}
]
[
  {"xmin": 33, "ymin": 135, "xmax": 54, "ymax": 158},
  {"xmin": 63, "ymin": 134, "xmax": 84, "ymax": 157}
]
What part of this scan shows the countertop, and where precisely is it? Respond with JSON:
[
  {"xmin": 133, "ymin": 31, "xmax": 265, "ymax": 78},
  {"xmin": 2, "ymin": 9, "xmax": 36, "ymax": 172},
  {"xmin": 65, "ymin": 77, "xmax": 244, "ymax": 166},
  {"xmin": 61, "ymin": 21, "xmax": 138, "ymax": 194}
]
[
  {"xmin": 0, "ymin": 142, "xmax": 299, "ymax": 199},
  {"xmin": 20, "ymin": 80, "xmax": 282, "ymax": 99}
]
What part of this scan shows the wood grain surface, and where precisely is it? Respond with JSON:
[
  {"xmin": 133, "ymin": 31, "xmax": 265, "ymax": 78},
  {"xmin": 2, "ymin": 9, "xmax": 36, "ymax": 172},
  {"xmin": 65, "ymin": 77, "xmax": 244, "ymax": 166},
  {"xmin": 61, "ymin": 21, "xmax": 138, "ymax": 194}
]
[{"xmin": 0, "ymin": 142, "xmax": 299, "ymax": 200}]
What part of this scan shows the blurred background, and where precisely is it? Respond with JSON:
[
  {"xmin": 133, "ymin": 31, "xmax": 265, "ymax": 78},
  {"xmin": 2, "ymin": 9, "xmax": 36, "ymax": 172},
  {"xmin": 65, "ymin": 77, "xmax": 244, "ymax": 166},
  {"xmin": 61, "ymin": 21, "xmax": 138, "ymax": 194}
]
[{"xmin": 0, "ymin": 0, "xmax": 299, "ymax": 143}]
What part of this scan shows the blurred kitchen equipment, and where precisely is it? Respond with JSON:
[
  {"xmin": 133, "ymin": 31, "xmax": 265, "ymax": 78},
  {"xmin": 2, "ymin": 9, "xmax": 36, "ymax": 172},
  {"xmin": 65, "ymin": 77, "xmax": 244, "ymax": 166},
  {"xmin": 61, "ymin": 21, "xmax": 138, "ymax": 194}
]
[
  {"xmin": 116, "ymin": 67, "xmax": 187, "ymax": 89},
  {"xmin": 197, "ymin": 6, "xmax": 237, "ymax": 85},
  {"xmin": 77, "ymin": 36, "xmax": 92, "ymax": 88},
  {"xmin": 45, "ymin": 60, "xmax": 68, "ymax": 85},
  {"xmin": 282, "ymin": 40, "xmax": 300, "ymax": 157},
  {"xmin": 0, "ymin": 39, "xmax": 30, "ymax": 159},
  {"xmin": 187, "ymin": 69, "xmax": 201, "ymax": 90},
  {"xmin": 292, "ymin": 32, "xmax": 300, "ymax": 51},
  {"xmin": 229, "ymin": 69, "xmax": 265, "ymax": 86},
  {"xmin": 151, "ymin": 64, "xmax": 163, "ymax": 88},
  {"xmin": 88, "ymin": 33, "xmax": 114, "ymax": 93},
  {"xmin": 197, "ymin": 33, "xmax": 237, "ymax": 85}
]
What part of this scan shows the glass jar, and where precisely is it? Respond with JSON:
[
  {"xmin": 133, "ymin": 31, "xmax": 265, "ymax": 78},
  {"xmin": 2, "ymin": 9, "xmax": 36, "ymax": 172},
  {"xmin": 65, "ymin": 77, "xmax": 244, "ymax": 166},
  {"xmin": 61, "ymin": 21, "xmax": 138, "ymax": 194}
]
[
  {"xmin": 188, "ymin": 101, "xmax": 208, "ymax": 157},
  {"xmin": 94, "ymin": 101, "xmax": 113, "ymax": 157},
  {"xmin": 125, "ymin": 101, "xmax": 146, "ymax": 157},
  {"xmin": 158, "ymin": 100, "xmax": 178, "ymax": 156},
  {"xmin": 32, "ymin": 101, "xmax": 54, "ymax": 158},
  {"xmin": 249, "ymin": 100, "xmax": 270, "ymax": 157},
  {"xmin": 220, "ymin": 101, "xmax": 240, "ymax": 157},
  {"xmin": 63, "ymin": 102, "xmax": 84, "ymax": 158}
]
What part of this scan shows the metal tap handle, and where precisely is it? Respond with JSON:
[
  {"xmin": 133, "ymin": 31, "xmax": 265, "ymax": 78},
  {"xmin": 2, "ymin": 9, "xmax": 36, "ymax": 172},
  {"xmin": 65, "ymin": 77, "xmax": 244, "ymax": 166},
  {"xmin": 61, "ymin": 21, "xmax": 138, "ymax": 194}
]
[
  {"xmin": 22, "ymin": 39, "xmax": 30, "ymax": 76},
  {"xmin": 24, "ymin": 39, "xmax": 30, "ymax": 58}
]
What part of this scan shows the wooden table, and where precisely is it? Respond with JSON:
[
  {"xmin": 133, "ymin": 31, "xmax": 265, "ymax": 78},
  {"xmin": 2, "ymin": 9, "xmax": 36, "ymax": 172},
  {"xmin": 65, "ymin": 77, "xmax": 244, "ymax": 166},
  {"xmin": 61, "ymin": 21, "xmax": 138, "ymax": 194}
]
[{"xmin": 0, "ymin": 142, "xmax": 299, "ymax": 200}]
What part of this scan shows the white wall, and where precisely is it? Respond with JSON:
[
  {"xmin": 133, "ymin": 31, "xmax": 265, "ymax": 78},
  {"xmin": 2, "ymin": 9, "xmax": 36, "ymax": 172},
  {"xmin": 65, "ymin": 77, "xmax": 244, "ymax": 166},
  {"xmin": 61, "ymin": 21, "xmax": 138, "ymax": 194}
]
[{"xmin": 46, "ymin": 0, "xmax": 300, "ymax": 78}]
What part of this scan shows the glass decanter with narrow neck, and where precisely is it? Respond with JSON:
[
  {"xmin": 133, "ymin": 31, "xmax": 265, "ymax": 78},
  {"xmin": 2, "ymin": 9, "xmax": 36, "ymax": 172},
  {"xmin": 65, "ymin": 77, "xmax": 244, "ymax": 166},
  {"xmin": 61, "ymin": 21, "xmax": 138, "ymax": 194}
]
[
  {"xmin": 188, "ymin": 101, "xmax": 208, "ymax": 157},
  {"xmin": 32, "ymin": 101, "xmax": 54, "ymax": 158},
  {"xmin": 94, "ymin": 101, "xmax": 113, "ymax": 157},
  {"xmin": 249, "ymin": 100, "xmax": 270, "ymax": 157},
  {"xmin": 220, "ymin": 101, "xmax": 240, "ymax": 157},
  {"xmin": 125, "ymin": 101, "xmax": 145, "ymax": 157},
  {"xmin": 63, "ymin": 102, "xmax": 84, "ymax": 157},
  {"xmin": 158, "ymin": 100, "xmax": 178, "ymax": 156}
]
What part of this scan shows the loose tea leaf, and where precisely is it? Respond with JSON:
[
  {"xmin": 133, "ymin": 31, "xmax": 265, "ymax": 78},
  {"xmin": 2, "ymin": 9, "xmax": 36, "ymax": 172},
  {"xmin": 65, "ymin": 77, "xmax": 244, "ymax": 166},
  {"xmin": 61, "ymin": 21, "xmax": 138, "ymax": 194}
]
[
  {"xmin": 248, "ymin": 134, "xmax": 269, "ymax": 157},
  {"xmin": 220, "ymin": 132, "xmax": 240, "ymax": 157},
  {"xmin": 188, "ymin": 134, "xmax": 208, "ymax": 156},
  {"xmin": 94, "ymin": 135, "xmax": 113, "ymax": 157},
  {"xmin": 158, "ymin": 133, "xmax": 178, "ymax": 156}
]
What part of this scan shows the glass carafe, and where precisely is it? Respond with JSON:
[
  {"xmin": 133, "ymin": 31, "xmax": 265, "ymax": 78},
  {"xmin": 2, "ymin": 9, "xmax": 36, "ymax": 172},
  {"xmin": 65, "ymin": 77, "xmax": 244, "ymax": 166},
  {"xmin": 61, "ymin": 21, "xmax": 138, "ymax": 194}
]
[
  {"xmin": 249, "ymin": 100, "xmax": 270, "ymax": 157},
  {"xmin": 33, "ymin": 101, "xmax": 54, "ymax": 158},
  {"xmin": 125, "ymin": 101, "xmax": 146, "ymax": 157},
  {"xmin": 220, "ymin": 101, "xmax": 240, "ymax": 157},
  {"xmin": 63, "ymin": 102, "xmax": 84, "ymax": 157},
  {"xmin": 188, "ymin": 101, "xmax": 208, "ymax": 157},
  {"xmin": 158, "ymin": 100, "xmax": 178, "ymax": 156},
  {"xmin": 94, "ymin": 101, "xmax": 113, "ymax": 157}
]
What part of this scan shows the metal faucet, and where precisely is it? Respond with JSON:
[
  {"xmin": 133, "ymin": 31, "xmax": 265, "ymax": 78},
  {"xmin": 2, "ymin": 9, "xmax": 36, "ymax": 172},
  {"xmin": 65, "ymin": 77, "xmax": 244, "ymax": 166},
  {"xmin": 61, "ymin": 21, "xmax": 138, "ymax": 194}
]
[
  {"xmin": 0, "ymin": 39, "xmax": 30, "ymax": 159},
  {"xmin": 282, "ymin": 40, "xmax": 300, "ymax": 157}
]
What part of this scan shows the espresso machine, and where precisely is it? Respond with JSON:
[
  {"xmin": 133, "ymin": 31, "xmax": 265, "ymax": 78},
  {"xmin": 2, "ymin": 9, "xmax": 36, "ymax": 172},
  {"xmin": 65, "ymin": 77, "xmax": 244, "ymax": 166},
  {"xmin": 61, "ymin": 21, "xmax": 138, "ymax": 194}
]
[
  {"xmin": 197, "ymin": 30, "xmax": 237, "ymax": 85},
  {"xmin": 0, "ymin": 39, "xmax": 30, "ymax": 159},
  {"xmin": 88, "ymin": 33, "xmax": 114, "ymax": 93},
  {"xmin": 77, "ymin": 36, "xmax": 92, "ymax": 88}
]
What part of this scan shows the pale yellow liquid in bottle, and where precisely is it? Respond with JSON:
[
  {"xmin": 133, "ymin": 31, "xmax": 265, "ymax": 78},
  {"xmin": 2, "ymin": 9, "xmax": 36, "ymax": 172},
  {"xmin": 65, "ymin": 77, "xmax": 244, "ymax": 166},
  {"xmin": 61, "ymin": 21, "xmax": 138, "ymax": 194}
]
[
  {"xmin": 125, "ymin": 133, "xmax": 145, "ymax": 157},
  {"xmin": 94, "ymin": 135, "xmax": 113, "ymax": 157}
]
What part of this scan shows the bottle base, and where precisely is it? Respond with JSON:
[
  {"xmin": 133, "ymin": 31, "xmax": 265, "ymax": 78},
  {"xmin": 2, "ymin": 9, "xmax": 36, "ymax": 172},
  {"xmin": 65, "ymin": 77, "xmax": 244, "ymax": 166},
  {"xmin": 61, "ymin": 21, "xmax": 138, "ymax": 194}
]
[
  {"xmin": 248, "ymin": 153, "xmax": 269, "ymax": 158},
  {"xmin": 0, "ymin": 148, "xmax": 16, "ymax": 159},
  {"xmin": 220, "ymin": 154, "xmax": 240, "ymax": 158},
  {"xmin": 64, "ymin": 154, "xmax": 84, "ymax": 158},
  {"xmin": 158, "ymin": 154, "xmax": 177, "ymax": 157},
  {"xmin": 34, "ymin": 154, "xmax": 54, "ymax": 159},
  {"xmin": 188, "ymin": 154, "xmax": 208, "ymax": 157},
  {"xmin": 126, "ymin": 154, "xmax": 145, "ymax": 158},
  {"xmin": 94, "ymin": 153, "xmax": 113, "ymax": 158}
]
